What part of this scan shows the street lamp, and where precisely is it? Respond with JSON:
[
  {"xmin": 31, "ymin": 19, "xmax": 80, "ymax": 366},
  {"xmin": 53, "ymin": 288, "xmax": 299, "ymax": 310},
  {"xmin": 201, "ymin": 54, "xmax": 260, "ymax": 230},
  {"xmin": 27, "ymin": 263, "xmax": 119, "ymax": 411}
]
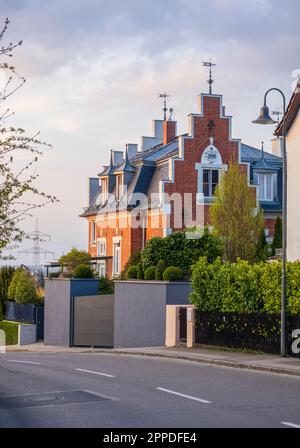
[{"xmin": 252, "ymin": 88, "xmax": 287, "ymax": 357}]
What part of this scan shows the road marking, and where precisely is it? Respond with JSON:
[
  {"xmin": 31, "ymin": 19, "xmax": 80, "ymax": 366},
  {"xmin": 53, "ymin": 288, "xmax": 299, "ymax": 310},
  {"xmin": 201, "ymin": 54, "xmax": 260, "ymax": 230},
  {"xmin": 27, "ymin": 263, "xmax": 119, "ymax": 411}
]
[
  {"xmin": 75, "ymin": 368, "xmax": 115, "ymax": 378},
  {"xmin": 6, "ymin": 360, "xmax": 41, "ymax": 365},
  {"xmin": 156, "ymin": 387, "xmax": 211, "ymax": 404},
  {"xmin": 281, "ymin": 421, "xmax": 300, "ymax": 428}
]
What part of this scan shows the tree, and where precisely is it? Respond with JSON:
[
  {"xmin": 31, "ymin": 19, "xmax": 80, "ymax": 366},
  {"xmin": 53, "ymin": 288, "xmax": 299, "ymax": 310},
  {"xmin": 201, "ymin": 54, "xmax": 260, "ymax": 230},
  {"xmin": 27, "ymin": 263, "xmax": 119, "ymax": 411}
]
[
  {"xmin": 0, "ymin": 18, "xmax": 57, "ymax": 259},
  {"xmin": 7, "ymin": 268, "xmax": 23, "ymax": 300},
  {"xmin": 272, "ymin": 217, "xmax": 282, "ymax": 256},
  {"xmin": 14, "ymin": 270, "xmax": 37, "ymax": 304},
  {"xmin": 73, "ymin": 264, "xmax": 94, "ymax": 279},
  {"xmin": 59, "ymin": 248, "xmax": 91, "ymax": 274},
  {"xmin": 0, "ymin": 265, "xmax": 15, "ymax": 315},
  {"xmin": 209, "ymin": 164, "xmax": 264, "ymax": 263},
  {"xmin": 255, "ymin": 228, "xmax": 268, "ymax": 262}
]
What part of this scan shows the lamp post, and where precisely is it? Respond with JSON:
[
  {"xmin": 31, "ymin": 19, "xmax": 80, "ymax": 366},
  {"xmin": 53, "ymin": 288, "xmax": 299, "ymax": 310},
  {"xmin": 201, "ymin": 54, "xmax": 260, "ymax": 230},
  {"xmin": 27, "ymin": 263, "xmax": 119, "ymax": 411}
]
[{"xmin": 252, "ymin": 88, "xmax": 287, "ymax": 357}]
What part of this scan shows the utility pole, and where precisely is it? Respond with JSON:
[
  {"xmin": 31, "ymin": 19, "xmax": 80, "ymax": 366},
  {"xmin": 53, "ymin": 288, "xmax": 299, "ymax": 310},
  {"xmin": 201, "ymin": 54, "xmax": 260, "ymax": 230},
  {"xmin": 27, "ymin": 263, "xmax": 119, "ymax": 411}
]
[{"xmin": 18, "ymin": 219, "xmax": 55, "ymax": 273}]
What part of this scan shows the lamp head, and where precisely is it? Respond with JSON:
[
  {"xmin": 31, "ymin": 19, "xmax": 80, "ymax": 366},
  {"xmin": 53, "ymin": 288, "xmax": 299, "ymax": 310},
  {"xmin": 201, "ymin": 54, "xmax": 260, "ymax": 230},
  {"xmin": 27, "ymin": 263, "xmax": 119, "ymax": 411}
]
[{"xmin": 252, "ymin": 105, "xmax": 278, "ymax": 125}]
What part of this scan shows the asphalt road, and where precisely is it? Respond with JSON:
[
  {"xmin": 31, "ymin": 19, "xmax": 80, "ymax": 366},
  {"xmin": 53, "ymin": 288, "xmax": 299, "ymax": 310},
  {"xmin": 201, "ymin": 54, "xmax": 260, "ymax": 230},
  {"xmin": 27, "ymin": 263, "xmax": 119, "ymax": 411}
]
[{"xmin": 0, "ymin": 352, "xmax": 300, "ymax": 428}]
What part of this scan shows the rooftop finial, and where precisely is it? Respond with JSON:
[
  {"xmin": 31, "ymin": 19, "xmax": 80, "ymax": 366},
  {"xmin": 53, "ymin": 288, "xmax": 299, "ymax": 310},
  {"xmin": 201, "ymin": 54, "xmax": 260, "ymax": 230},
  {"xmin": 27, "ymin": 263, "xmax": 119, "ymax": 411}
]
[
  {"xmin": 158, "ymin": 92, "xmax": 170, "ymax": 120},
  {"xmin": 261, "ymin": 141, "xmax": 265, "ymax": 160},
  {"xmin": 202, "ymin": 60, "xmax": 216, "ymax": 95}
]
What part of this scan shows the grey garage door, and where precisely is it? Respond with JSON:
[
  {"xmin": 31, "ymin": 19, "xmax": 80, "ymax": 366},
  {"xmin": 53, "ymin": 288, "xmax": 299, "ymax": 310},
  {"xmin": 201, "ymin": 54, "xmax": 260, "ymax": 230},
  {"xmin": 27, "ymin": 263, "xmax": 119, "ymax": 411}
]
[{"xmin": 73, "ymin": 294, "xmax": 114, "ymax": 348}]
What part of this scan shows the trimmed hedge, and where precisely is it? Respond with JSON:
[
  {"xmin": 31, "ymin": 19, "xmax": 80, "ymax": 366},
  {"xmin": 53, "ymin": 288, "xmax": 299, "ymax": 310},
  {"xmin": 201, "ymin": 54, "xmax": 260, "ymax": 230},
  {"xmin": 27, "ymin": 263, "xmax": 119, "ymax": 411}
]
[
  {"xmin": 190, "ymin": 257, "xmax": 300, "ymax": 314},
  {"xmin": 0, "ymin": 321, "xmax": 19, "ymax": 345},
  {"xmin": 142, "ymin": 228, "xmax": 223, "ymax": 274},
  {"xmin": 126, "ymin": 266, "xmax": 138, "ymax": 279},
  {"xmin": 144, "ymin": 266, "xmax": 156, "ymax": 281},
  {"xmin": 163, "ymin": 267, "xmax": 183, "ymax": 282},
  {"xmin": 137, "ymin": 264, "xmax": 144, "ymax": 280},
  {"xmin": 155, "ymin": 260, "xmax": 166, "ymax": 281}
]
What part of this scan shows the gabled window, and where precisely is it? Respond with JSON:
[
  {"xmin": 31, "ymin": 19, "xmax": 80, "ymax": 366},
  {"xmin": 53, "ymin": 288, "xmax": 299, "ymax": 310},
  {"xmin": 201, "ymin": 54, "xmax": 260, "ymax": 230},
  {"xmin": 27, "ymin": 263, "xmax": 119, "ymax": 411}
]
[
  {"xmin": 116, "ymin": 174, "xmax": 123, "ymax": 202},
  {"xmin": 253, "ymin": 172, "xmax": 277, "ymax": 202},
  {"xmin": 101, "ymin": 178, "xmax": 108, "ymax": 203}
]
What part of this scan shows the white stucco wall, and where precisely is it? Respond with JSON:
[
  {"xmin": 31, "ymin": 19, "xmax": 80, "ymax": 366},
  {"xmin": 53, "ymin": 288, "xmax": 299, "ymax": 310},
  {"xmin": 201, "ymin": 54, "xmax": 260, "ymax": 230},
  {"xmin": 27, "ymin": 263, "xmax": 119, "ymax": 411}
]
[{"xmin": 287, "ymin": 109, "xmax": 300, "ymax": 261}]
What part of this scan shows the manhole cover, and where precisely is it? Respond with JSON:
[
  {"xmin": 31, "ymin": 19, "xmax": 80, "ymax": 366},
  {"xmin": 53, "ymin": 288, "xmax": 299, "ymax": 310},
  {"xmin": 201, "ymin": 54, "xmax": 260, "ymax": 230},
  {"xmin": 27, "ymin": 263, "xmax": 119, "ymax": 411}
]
[{"xmin": 0, "ymin": 390, "xmax": 109, "ymax": 409}]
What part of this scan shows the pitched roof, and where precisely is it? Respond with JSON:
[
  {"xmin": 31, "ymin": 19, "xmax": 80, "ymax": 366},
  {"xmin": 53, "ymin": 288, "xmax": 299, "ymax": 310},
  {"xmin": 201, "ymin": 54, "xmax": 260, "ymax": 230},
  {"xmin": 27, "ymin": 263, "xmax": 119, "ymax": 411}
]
[{"xmin": 275, "ymin": 81, "xmax": 300, "ymax": 136}]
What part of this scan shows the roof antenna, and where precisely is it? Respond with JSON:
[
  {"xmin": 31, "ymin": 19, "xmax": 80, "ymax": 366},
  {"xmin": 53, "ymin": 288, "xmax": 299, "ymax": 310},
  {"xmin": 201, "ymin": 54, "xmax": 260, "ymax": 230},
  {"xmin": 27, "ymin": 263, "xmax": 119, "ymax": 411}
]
[
  {"xmin": 202, "ymin": 60, "xmax": 216, "ymax": 95},
  {"xmin": 158, "ymin": 92, "xmax": 170, "ymax": 120}
]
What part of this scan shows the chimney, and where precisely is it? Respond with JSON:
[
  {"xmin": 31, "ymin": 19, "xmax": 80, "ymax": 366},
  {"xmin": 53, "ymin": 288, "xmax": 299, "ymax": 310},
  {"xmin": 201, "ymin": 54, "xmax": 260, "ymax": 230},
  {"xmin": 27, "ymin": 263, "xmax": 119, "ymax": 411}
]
[
  {"xmin": 112, "ymin": 151, "xmax": 124, "ymax": 166},
  {"xmin": 163, "ymin": 120, "xmax": 177, "ymax": 145},
  {"xmin": 271, "ymin": 138, "xmax": 282, "ymax": 157},
  {"xmin": 126, "ymin": 143, "xmax": 138, "ymax": 159}
]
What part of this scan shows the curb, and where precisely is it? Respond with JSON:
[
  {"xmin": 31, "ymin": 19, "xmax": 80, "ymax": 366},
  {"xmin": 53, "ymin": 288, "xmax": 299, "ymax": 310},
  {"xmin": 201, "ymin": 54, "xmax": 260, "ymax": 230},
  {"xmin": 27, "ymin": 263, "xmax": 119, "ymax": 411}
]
[{"xmin": 5, "ymin": 346, "xmax": 300, "ymax": 378}]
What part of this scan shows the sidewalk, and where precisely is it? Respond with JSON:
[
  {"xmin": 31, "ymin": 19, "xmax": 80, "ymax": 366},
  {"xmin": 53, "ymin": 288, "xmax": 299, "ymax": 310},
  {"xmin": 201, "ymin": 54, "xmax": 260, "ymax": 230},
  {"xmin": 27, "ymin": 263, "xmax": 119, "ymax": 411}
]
[{"xmin": 6, "ymin": 342, "xmax": 300, "ymax": 377}]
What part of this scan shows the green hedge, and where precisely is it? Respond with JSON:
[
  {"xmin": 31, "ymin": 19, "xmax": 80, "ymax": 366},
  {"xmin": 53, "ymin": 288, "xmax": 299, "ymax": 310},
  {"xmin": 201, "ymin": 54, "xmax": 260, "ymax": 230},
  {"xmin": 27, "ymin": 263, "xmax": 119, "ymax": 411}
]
[
  {"xmin": 190, "ymin": 257, "xmax": 300, "ymax": 315},
  {"xmin": 0, "ymin": 321, "xmax": 19, "ymax": 345},
  {"xmin": 163, "ymin": 267, "xmax": 183, "ymax": 282}
]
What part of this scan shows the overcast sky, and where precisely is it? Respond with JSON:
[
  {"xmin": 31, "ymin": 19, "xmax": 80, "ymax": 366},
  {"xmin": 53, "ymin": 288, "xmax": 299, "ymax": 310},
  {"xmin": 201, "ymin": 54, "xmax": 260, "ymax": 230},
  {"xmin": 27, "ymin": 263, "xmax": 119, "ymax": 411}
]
[{"xmin": 1, "ymin": 0, "xmax": 299, "ymax": 265}]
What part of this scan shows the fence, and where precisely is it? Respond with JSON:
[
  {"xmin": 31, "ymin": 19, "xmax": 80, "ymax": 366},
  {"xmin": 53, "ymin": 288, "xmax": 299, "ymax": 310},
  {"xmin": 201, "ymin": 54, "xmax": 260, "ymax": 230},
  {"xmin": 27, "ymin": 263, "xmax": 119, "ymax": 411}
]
[
  {"xmin": 195, "ymin": 311, "xmax": 300, "ymax": 357},
  {"xmin": 5, "ymin": 301, "xmax": 44, "ymax": 341}
]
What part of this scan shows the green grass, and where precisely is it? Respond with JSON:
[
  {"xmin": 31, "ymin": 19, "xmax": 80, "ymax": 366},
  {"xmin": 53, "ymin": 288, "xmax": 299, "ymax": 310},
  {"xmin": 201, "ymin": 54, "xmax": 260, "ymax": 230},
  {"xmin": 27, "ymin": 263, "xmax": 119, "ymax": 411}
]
[
  {"xmin": 0, "ymin": 321, "xmax": 19, "ymax": 345},
  {"xmin": 192, "ymin": 343, "xmax": 264, "ymax": 355}
]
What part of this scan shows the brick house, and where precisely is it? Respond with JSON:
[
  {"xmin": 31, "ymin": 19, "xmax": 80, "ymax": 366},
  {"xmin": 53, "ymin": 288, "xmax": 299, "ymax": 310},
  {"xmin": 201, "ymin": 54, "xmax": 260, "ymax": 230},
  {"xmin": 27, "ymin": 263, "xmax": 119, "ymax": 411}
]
[{"xmin": 81, "ymin": 89, "xmax": 282, "ymax": 278}]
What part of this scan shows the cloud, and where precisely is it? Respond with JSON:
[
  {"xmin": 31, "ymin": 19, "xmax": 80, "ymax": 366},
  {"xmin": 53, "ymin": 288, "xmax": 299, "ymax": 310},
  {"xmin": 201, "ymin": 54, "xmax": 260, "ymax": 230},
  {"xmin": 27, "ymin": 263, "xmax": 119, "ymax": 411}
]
[{"xmin": 0, "ymin": 0, "xmax": 299, "ymax": 263}]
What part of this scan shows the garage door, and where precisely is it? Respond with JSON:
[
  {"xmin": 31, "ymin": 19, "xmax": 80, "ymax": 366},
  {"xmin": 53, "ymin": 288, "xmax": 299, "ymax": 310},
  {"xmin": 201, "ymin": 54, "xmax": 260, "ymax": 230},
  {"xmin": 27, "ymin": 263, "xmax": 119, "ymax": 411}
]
[{"xmin": 72, "ymin": 295, "xmax": 114, "ymax": 348}]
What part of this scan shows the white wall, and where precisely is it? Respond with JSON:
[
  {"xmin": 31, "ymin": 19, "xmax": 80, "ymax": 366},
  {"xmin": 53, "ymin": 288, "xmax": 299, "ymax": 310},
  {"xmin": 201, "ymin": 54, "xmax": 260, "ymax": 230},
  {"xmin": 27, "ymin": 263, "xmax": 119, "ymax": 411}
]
[{"xmin": 287, "ymin": 109, "xmax": 300, "ymax": 261}]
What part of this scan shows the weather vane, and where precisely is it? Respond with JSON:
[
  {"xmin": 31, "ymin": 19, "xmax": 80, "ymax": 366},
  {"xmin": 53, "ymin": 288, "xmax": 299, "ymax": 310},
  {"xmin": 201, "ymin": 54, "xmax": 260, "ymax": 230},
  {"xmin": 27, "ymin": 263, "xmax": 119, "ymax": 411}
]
[
  {"xmin": 202, "ymin": 60, "xmax": 216, "ymax": 95},
  {"xmin": 158, "ymin": 92, "xmax": 170, "ymax": 120}
]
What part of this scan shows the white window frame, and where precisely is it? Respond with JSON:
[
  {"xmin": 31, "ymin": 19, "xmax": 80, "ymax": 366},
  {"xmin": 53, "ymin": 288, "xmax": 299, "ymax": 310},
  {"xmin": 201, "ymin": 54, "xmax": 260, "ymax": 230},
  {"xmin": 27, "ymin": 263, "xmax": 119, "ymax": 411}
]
[
  {"xmin": 112, "ymin": 236, "xmax": 121, "ymax": 277},
  {"xmin": 253, "ymin": 172, "xmax": 277, "ymax": 202},
  {"xmin": 97, "ymin": 238, "xmax": 106, "ymax": 257},
  {"xmin": 97, "ymin": 260, "xmax": 106, "ymax": 278},
  {"xmin": 91, "ymin": 220, "xmax": 96, "ymax": 245},
  {"xmin": 195, "ymin": 163, "xmax": 228, "ymax": 200},
  {"xmin": 101, "ymin": 177, "xmax": 108, "ymax": 203},
  {"xmin": 116, "ymin": 174, "xmax": 123, "ymax": 202}
]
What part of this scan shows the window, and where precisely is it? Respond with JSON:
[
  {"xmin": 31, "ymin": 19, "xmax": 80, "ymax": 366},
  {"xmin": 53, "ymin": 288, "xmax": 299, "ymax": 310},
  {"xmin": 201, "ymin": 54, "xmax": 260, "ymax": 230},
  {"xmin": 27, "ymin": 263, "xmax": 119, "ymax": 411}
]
[
  {"xmin": 116, "ymin": 174, "xmax": 123, "ymax": 202},
  {"xmin": 97, "ymin": 260, "xmax": 106, "ymax": 278},
  {"xmin": 91, "ymin": 221, "xmax": 96, "ymax": 244},
  {"xmin": 203, "ymin": 169, "xmax": 220, "ymax": 197},
  {"xmin": 102, "ymin": 178, "xmax": 108, "ymax": 202},
  {"xmin": 97, "ymin": 238, "xmax": 106, "ymax": 257},
  {"xmin": 253, "ymin": 172, "xmax": 277, "ymax": 202},
  {"xmin": 113, "ymin": 239, "xmax": 121, "ymax": 276}
]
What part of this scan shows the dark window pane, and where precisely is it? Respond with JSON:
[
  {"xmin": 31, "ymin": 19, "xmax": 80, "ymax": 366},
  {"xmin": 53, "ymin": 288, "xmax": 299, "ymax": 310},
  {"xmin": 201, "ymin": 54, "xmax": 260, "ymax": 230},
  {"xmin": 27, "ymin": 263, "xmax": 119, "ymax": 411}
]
[
  {"xmin": 203, "ymin": 170, "xmax": 209, "ymax": 182},
  {"xmin": 203, "ymin": 182, "xmax": 210, "ymax": 197},
  {"xmin": 212, "ymin": 170, "xmax": 219, "ymax": 183}
]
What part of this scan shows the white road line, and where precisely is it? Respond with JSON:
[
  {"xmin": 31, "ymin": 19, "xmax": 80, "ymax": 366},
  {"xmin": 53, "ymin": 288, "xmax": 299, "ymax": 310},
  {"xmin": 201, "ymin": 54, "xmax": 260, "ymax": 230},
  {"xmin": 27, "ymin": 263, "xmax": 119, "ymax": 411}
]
[
  {"xmin": 156, "ymin": 387, "xmax": 211, "ymax": 404},
  {"xmin": 75, "ymin": 368, "xmax": 115, "ymax": 378},
  {"xmin": 6, "ymin": 360, "xmax": 41, "ymax": 365},
  {"xmin": 281, "ymin": 422, "xmax": 300, "ymax": 428}
]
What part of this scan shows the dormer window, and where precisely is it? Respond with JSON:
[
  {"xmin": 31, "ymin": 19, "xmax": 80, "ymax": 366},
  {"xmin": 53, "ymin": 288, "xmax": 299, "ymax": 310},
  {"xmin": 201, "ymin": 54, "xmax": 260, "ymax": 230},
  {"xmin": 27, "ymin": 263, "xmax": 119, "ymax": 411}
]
[
  {"xmin": 253, "ymin": 172, "xmax": 277, "ymax": 202},
  {"xmin": 116, "ymin": 174, "xmax": 123, "ymax": 202},
  {"xmin": 101, "ymin": 178, "xmax": 108, "ymax": 203}
]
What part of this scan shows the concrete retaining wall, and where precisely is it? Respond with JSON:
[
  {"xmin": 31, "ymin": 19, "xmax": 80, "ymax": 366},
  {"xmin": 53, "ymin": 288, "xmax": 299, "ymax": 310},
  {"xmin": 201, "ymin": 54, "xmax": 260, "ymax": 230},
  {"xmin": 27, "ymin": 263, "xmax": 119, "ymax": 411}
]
[
  {"xmin": 44, "ymin": 279, "xmax": 71, "ymax": 347},
  {"xmin": 113, "ymin": 281, "xmax": 191, "ymax": 348},
  {"xmin": 18, "ymin": 324, "xmax": 36, "ymax": 346}
]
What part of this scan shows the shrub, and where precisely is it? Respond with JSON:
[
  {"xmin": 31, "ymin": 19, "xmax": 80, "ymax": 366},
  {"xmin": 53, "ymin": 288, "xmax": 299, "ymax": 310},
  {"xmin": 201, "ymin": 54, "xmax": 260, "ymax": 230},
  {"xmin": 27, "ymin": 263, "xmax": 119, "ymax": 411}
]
[
  {"xmin": 73, "ymin": 264, "xmax": 94, "ymax": 279},
  {"xmin": 155, "ymin": 260, "xmax": 166, "ymax": 281},
  {"xmin": 142, "ymin": 228, "xmax": 223, "ymax": 275},
  {"xmin": 144, "ymin": 266, "xmax": 156, "ymax": 280},
  {"xmin": 137, "ymin": 264, "xmax": 144, "ymax": 280},
  {"xmin": 272, "ymin": 217, "xmax": 282, "ymax": 256},
  {"xmin": 126, "ymin": 265, "xmax": 138, "ymax": 279},
  {"xmin": 15, "ymin": 270, "xmax": 38, "ymax": 304},
  {"xmin": 0, "ymin": 266, "xmax": 15, "ymax": 316},
  {"xmin": 99, "ymin": 277, "xmax": 114, "ymax": 295},
  {"xmin": 190, "ymin": 257, "xmax": 300, "ymax": 315},
  {"xmin": 49, "ymin": 271, "xmax": 60, "ymax": 279},
  {"xmin": 163, "ymin": 266, "xmax": 183, "ymax": 282},
  {"xmin": 0, "ymin": 321, "xmax": 19, "ymax": 345},
  {"xmin": 121, "ymin": 251, "xmax": 142, "ymax": 279}
]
